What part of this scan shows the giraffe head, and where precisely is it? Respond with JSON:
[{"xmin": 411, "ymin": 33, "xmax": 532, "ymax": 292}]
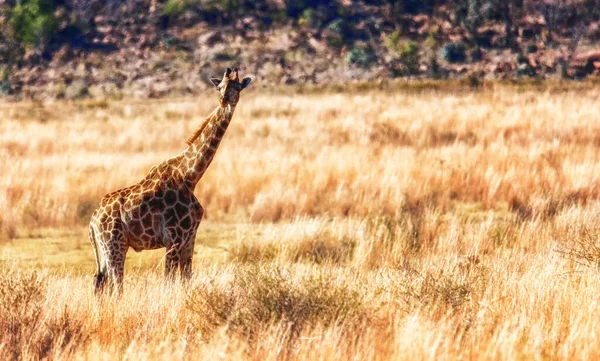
[{"xmin": 210, "ymin": 67, "xmax": 251, "ymax": 106}]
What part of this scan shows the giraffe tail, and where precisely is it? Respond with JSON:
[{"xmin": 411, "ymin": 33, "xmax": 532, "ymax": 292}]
[{"xmin": 89, "ymin": 225, "xmax": 106, "ymax": 293}]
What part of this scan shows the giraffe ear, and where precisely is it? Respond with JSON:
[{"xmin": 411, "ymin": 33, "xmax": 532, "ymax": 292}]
[
  {"xmin": 210, "ymin": 78, "xmax": 221, "ymax": 89},
  {"xmin": 240, "ymin": 77, "xmax": 252, "ymax": 90}
]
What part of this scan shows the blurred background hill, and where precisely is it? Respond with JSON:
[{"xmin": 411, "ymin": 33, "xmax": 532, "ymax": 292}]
[{"xmin": 1, "ymin": 0, "xmax": 600, "ymax": 99}]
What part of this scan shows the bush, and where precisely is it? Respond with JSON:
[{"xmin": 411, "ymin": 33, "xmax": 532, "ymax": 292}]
[
  {"xmin": 162, "ymin": 0, "xmax": 187, "ymax": 18},
  {"xmin": 396, "ymin": 262, "xmax": 488, "ymax": 311},
  {"xmin": 326, "ymin": 17, "xmax": 345, "ymax": 33},
  {"xmin": 0, "ymin": 67, "xmax": 11, "ymax": 96},
  {"xmin": 0, "ymin": 268, "xmax": 46, "ymax": 361},
  {"xmin": 401, "ymin": 0, "xmax": 436, "ymax": 14},
  {"xmin": 398, "ymin": 41, "xmax": 420, "ymax": 74},
  {"xmin": 323, "ymin": 17, "xmax": 356, "ymax": 49},
  {"xmin": 186, "ymin": 266, "xmax": 369, "ymax": 339},
  {"xmin": 284, "ymin": 0, "xmax": 323, "ymax": 18},
  {"xmin": 381, "ymin": 0, "xmax": 436, "ymax": 15},
  {"xmin": 7, "ymin": 0, "xmax": 59, "ymax": 51},
  {"xmin": 516, "ymin": 53, "xmax": 528, "ymax": 65},
  {"xmin": 558, "ymin": 226, "xmax": 600, "ymax": 270},
  {"xmin": 384, "ymin": 29, "xmax": 402, "ymax": 52},
  {"xmin": 230, "ymin": 233, "xmax": 356, "ymax": 265},
  {"xmin": 298, "ymin": 7, "xmax": 321, "ymax": 28},
  {"xmin": 440, "ymin": 41, "xmax": 466, "ymax": 63},
  {"xmin": 344, "ymin": 45, "xmax": 377, "ymax": 68},
  {"xmin": 526, "ymin": 44, "xmax": 538, "ymax": 54}
]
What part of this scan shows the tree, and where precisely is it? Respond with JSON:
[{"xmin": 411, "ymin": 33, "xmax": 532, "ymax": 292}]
[
  {"xmin": 7, "ymin": 0, "xmax": 59, "ymax": 52},
  {"xmin": 496, "ymin": 0, "xmax": 523, "ymax": 47}
]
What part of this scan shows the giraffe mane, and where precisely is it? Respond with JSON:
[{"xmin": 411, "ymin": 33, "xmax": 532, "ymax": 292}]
[{"xmin": 186, "ymin": 114, "xmax": 212, "ymax": 145}]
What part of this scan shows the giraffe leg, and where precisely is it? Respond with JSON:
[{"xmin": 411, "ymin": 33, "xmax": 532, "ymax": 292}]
[
  {"xmin": 179, "ymin": 246, "xmax": 194, "ymax": 280},
  {"xmin": 101, "ymin": 229, "xmax": 128, "ymax": 294},
  {"xmin": 106, "ymin": 246, "xmax": 127, "ymax": 294},
  {"xmin": 179, "ymin": 231, "xmax": 197, "ymax": 280},
  {"xmin": 165, "ymin": 246, "xmax": 180, "ymax": 280},
  {"xmin": 180, "ymin": 202, "xmax": 202, "ymax": 280},
  {"xmin": 89, "ymin": 225, "xmax": 109, "ymax": 294}
]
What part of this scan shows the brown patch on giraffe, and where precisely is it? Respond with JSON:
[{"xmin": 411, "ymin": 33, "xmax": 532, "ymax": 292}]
[
  {"xmin": 174, "ymin": 202, "xmax": 188, "ymax": 217},
  {"xmin": 164, "ymin": 190, "xmax": 177, "ymax": 204},
  {"xmin": 129, "ymin": 220, "xmax": 144, "ymax": 236},
  {"xmin": 210, "ymin": 136, "xmax": 221, "ymax": 149},
  {"xmin": 215, "ymin": 126, "xmax": 226, "ymax": 138},
  {"xmin": 180, "ymin": 216, "xmax": 192, "ymax": 229},
  {"xmin": 141, "ymin": 212, "xmax": 153, "ymax": 228}
]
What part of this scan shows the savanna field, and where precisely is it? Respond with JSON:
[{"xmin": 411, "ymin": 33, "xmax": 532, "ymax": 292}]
[{"xmin": 3, "ymin": 83, "xmax": 600, "ymax": 360}]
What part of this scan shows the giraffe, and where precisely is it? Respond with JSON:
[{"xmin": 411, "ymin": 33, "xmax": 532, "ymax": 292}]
[{"xmin": 88, "ymin": 67, "xmax": 251, "ymax": 293}]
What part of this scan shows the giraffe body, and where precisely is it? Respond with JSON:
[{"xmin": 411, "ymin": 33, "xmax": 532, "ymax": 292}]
[{"xmin": 89, "ymin": 68, "xmax": 251, "ymax": 292}]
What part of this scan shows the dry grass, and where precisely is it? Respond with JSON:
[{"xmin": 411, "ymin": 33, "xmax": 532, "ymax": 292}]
[{"xmin": 2, "ymin": 84, "xmax": 600, "ymax": 359}]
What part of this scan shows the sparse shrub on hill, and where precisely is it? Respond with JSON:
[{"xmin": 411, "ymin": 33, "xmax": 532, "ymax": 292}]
[
  {"xmin": 345, "ymin": 44, "xmax": 378, "ymax": 68},
  {"xmin": 162, "ymin": 0, "xmax": 188, "ymax": 19},
  {"xmin": 370, "ymin": 0, "xmax": 436, "ymax": 16},
  {"xmin": 397, "ymin": 41, "xmax": 420, "ymax": 74},
  {"xmin": 284, "ymin": 0, "xmax": 325, "ymax": 18},
  {"xmin": 298, "ymin": 7, "xmax": 321, "ymax": 29},
  {"xmin": 385, "ymin": 31, "xmax": 420, "ymax": 75},
  {"xmin": 440, "ymin": 41, "xmax": 466, "ymax": 63},
  {"xmin": 526, "ymin": 43, "xmax": 538, "ymax": 54},
  {"xmin": 324, "ymin": 17, "xmax": 353, "ymax": 48},
  {"xmin": 0, "ymin": 66, "xmax": 11, "ymax": 96},
  {"xmin": 5, "ymin": 0, "xmax": 59, "ymax": 51}
]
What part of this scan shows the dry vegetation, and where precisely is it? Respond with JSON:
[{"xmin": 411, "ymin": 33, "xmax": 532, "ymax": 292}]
[{"xmin": 2, "ymin": 82, "xmax": 600, "ymax": 359}]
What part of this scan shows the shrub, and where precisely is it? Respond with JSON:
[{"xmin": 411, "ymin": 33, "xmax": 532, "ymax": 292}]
[
  {"xmin": 344, "ymin": 45, "xmax": 377, "ymax": 68},
  {"xmin": 323, "ymin": 17, "xmax": 356, "ymax": 49},
  {"xmin": 298, "ymin": 7, "xmax": 321, "ymax": 29},
  {"xmin": 395, "ymin": 261, "xmax": 488, "ymax": 312},
  {"xmin": 398, "ymin": 41, "xmax": 420, "ymax": 74},
  {"xmin": 470, "ymin": 47, "xmax": 482, "ymax": 61},
  {"xmin": 212, "ymin": 0, "xmax": 245, "ymax": 14},
  {"xmin": 403, "ymin": 0, "xmax": 436, "ymax": 14},
  {"xmin": 0, "ymin": 66, "xmax": 11, "ymax": 96},
  {"xmin": 384, "ymin": 29, "xmax": 402, "ymax": 52},
  {"xmin": 516, "ymin": 53, "xmax": 528, "ymax": 65},
  {"xmin": 186, "ymin": 266, "xmax": 368, "ymax": 339},
  {"xmin": 0, "ymin": 268, "xmax": 46, "ymax": 361},
  {"xmin": 327, "ymin": 17, "xmax": 345, "ymax": 33},
  {"xmin": 440, "ymin": 41, "xmax": 466, "ymax": 63},
  {"xmin": 557, "ymin": 226, "xmax": 600, "ymax": 270},
  {"xmin": 7, "ymin": 0, "xmax": 59, "ymax": 51},
  {"xmin": 382, "ymin": 0, "xmax": 436, "ymax": 15},
  {"xmin": 162, "ymin": 0, "xmax": 186, "ymax": 18},
  {"xmin": 230, "ymin": 234, "xmax": 356, "ymax": 265},
  {"xmin": 284, "ymin": 0, "xmax": 323, "ymax": 18},
  {"xmin": 526, "ymin": 44, "xmax": 538, "ymax": 54}
]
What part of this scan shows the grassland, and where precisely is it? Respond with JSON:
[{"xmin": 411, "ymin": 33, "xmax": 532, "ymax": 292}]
[{"xmin": 2, "ymin": 83, "xmax": 600, "ymax": 360}]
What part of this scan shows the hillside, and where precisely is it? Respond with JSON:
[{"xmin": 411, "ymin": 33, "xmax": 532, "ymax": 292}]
[{"xmin": 1, "ymin": 0, "xmax": 600, "ymax": 99}]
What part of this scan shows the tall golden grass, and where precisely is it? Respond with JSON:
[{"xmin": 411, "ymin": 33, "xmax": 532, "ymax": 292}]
[{"xmin": 2, "ymin": 84, "xmax": 600, "ymax": 359}]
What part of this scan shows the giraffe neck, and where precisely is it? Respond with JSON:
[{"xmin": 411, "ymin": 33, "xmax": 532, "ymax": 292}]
[{"xmin": 183, "ymin": 103, "xmax": 236, "ymax": 189}]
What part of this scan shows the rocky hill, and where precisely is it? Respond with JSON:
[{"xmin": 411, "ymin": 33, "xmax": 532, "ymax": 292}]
[{"xmin": 1, "ymin": 0, "xmax": 600, "ymax": 99}]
